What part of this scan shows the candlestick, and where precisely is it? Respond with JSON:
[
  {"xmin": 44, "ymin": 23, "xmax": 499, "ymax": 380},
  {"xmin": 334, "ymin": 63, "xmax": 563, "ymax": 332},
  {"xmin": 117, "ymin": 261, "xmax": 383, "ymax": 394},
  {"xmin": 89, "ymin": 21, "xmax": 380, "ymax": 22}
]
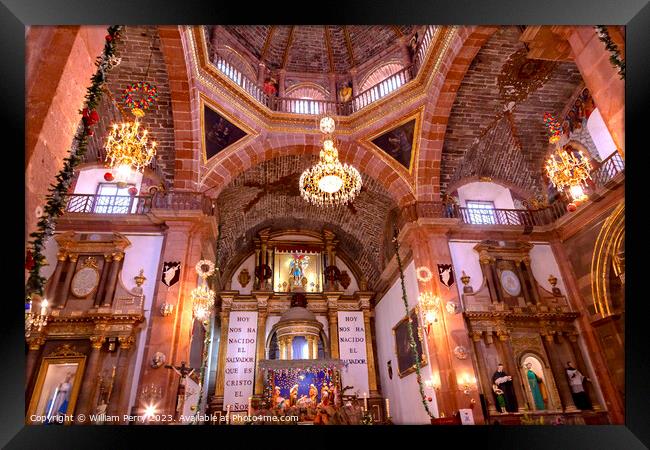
[
  {"xmin": 363, "ymin": 392, "xmax": 368, "ymax": 411},
  {"xmin": 385, "ymin": 398, "xmax": 390, "ymax": 418}
]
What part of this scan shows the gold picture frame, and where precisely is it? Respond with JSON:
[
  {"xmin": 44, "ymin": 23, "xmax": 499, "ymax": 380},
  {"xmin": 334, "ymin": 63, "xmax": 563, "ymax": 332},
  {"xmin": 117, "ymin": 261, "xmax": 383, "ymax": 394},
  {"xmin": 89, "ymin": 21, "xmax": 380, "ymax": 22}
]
[
  {"xmin": 26, "ymin": 354, "xmax": 86, "ymax": 425},
  {"xmin": 392, "ymin": 306, "xmax": 428, "ymax": 378}
]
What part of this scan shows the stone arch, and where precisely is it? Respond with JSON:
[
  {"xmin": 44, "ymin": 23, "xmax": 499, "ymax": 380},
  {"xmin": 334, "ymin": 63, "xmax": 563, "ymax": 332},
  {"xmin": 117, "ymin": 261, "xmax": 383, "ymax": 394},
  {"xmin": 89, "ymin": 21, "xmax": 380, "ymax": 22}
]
[
  {"xmin": 200, "ymin": 138, "xmax": 415, "ymax": 206},
  {"xmin": 416, "ymin": 26, "xmax": 498, "ymax": 202},
  {"xmin": 157, "ymin": 25, "xmax": 202, "ymax": 191}
]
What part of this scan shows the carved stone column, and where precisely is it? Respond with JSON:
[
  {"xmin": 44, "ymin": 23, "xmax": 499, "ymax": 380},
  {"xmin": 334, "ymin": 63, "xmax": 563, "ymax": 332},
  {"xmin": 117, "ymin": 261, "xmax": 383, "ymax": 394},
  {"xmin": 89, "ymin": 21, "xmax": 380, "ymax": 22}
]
[
  {"xmin": 75, "ymin": 335, "xmax": 105, "ymax": 421},
  {"xmin": 542, "ymin": 332, "xmax": 577, "ymax": 412},
  {"xmin": 326, "ymin": 297, "xmax": 340, "ymax": 358},
  {"xmin": 25, "ymin": 337, "xmax": 45, "ymax": 390},
  {"xmin": 359, "ymin": 295, "xmax": 378, "ymax": 396},
  {"xmin": 278, "ymin": 69, "xmax": 286, "ymax": 97},
  {"xmin": 479, "ymin": 252, "xmax": 500, "ymax": 302},
  {"xmin": 287, "ymin": 336, "xmax": 293, "ymax": 360},
  {"xmin": 257, "ymin": 62, "xmax": 266, "ymax": 88},
  {"xmin": 305, "ymin": 336, "xmax": 315, "ymax": 359},
  {"xmin": 45, "ymin": 250, "xmax": 67, "ymax": 302},
  {"xmin": 253, "ymin": 295, "xmax": 268, "ymax": 396},
  {"xmin": 213, "ymin": 297, "xmax": 232, "ymax": 405},
  {"xmin": 94, "ymin": 254, "xmax": 112, "ymax": 307},
  {"xmin": 58, "ymin": 254, "xmax": 78, "ymax": 308},
  {"xmin": 470, "ymin": 331, "xmax": 498, "ymax": 415},
  {"xmin": 522, "ymin": 257, "xmax": 541, "ymax": 305},
  {"xmin": 108, "ymin": 336, "xmax": 134, "ymax": 421},
  {"xmin": 495, "ymin": 331, "xmax": 527, "ymax": 411},
  {"xmin": 102, "ymin": 252, "xmax": 123, "ymax": 307}
]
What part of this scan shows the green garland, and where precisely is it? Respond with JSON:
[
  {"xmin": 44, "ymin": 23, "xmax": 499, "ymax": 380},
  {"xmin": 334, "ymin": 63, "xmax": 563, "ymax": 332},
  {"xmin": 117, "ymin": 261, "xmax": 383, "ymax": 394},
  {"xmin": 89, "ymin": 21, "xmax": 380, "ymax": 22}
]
[
  {"xmin": 595, "ymin": 26, "xmax": 625, "ymax": 79},
  {"xmin": 392, "ymin": 228, "xmax": 436, "ymax": 419},
  {"xmin": 25, "ymin": 25, "xmax": 124, "ymax": 303},
  {"xmin": 190, "ymin": 319, "xmax": 212, "ymax": 423}
]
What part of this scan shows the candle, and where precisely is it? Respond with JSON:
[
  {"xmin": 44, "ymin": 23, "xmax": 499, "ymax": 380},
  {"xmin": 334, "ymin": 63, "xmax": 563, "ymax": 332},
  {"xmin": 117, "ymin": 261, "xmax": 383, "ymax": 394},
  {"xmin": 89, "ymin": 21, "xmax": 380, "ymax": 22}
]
[
  {"xmin": 385, "ymin": 398, "xmax": 390, "ymax": 418},
  {"xmin": 226, "ymin": 404, "xmax": 230, "ymax": 424},
  {"xmin": 248, "ymin": 397, "xmax": 252, "ymax": 416},
  {"xmin": 363, "ymin": 392, "xmax": 368, "ymax": 411},
  {"xmin": 40, "ymin": 298, "xmax": 48, "ymax": 315}
]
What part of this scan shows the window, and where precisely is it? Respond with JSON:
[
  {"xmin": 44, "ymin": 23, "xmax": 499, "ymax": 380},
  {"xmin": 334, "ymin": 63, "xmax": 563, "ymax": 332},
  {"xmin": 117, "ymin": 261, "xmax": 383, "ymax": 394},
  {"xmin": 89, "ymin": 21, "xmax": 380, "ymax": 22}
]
[
  {"xmin": 465, "ymin": 200, "xmax": 496, "ymax": 224},
  {"xmin": 94, "ymin": 183, "xmax": 135, "ymax": 214}
]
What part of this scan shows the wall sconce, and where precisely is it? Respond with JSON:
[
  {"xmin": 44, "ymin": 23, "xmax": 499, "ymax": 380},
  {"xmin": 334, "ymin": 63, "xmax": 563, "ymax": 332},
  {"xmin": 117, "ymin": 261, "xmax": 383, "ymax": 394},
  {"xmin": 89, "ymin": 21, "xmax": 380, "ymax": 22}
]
[
  {"xmin": 458, "ymin": 374, "xmax": 477, "ymax": 395},
  {"xmin": 418, "ymin": 292, "xmax": 441, "ymax": 332},
  {"xmin": 25, "ymin": 296, "xmax": 49, "ymax": 338},
  {"xmin": 160, "ymin": 302, "xmax": 174, "ymax": 317},
  {"xmin": 425, "ymin": 374, "xmax": 441, "ymax": 391},
  {"xmin": 141, "ymin": 383, "xmax": 162, "ymax": 421}
]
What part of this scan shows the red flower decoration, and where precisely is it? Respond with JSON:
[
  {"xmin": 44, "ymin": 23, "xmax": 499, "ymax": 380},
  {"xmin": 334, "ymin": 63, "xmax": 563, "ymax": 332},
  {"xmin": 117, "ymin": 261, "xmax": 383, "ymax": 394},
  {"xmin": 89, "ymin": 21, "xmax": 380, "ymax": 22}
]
[
  {"xmin": 128, "ymin": 186, "xmax": 138, "ymax": 196},
  {"xmin": 25, "ymin": 251, "xmax": 35, "ymax": 271},
  {"xmin": 105, "ymin": 34, "xmax": 113, "ymax": 42},
  {"xmin": 104, "ymin": 172, "xmax": 114, "ymax": 182}
]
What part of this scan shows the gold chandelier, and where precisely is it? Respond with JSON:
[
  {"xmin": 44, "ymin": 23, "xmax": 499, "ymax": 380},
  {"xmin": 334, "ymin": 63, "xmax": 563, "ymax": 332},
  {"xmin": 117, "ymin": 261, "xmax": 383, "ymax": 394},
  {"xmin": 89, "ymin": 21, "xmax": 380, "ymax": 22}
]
[
  {"xmin": 104, "ymin": 111, "xmax": 157, "ymax": 174},
  {"xmin": 545, "ymin": 147, "xmax": 592, "ymax": 203},
  {"xmin": 191, "ymin": 260, "xmax": 216, "ymax": 321},
  {"xmin": 299, "ymin": 116, "xmax": 362, "ymax": 207}
]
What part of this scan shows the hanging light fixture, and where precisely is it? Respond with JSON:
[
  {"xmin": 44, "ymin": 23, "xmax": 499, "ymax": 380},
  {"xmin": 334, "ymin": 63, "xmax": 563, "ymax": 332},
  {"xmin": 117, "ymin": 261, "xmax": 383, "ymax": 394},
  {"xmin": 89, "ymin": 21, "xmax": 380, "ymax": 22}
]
[
  {"xmin": 191, "ymin": 260, "xmax": 216, "ymax": 321},
  {"xmin": 25, "ymin": 296, "xmax": 49, "ymax": 338},
  {"xmin": 543, "ymin": 113, "xmax": 592, "ymax": 211},
  {"xmin": 418, "ymin": 292, "xmax": 441, "ymax": 333},
  {"xmin": 104, "ymin": 110, "xmax": 157, "ymax": 178},
  {"xmin": 299, "ymin": 116, "xmax": 362, "ymax": 207}
]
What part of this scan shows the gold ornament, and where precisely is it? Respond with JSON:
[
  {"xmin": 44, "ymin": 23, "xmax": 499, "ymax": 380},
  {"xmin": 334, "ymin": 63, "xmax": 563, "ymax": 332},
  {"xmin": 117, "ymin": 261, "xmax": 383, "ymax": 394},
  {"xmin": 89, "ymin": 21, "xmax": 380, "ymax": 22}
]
[{"xmin": 104, "ymin": 116, "xmax": 157, "ymax": 174}]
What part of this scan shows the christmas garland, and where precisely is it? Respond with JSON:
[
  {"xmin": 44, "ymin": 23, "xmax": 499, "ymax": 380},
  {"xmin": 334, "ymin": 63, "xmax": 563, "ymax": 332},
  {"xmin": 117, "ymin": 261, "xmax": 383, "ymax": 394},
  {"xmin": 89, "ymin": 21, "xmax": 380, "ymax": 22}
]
[
  {"xmin": 595, "ymin": 26, "xmax": 625, "ymax": 79},
  {"xmin": 392, "ymin": 228, "xmax": 436, "ymax": 419},
  {"xmin": 25, "ymin": 26, "xmax": 124, "ymax": 303}
]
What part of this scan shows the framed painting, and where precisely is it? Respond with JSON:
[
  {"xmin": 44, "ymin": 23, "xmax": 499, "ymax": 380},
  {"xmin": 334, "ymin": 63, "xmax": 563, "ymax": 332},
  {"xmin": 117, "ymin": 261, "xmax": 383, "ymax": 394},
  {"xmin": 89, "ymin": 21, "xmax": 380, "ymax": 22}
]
[
  {"xmin": 26, "ymin": 354, "xmax": 86, "ymax": 425},
  {"xmin": 392, "ymin": 307, "xmax": 427, "ymax": 378}
]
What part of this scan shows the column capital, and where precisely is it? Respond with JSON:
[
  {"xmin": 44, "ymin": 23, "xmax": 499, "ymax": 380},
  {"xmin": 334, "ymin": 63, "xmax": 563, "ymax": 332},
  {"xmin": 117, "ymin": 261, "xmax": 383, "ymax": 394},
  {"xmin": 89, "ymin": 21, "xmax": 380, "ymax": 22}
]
[
  {"xmin": 355, "ymin": 292, "xmax": 374, "ymax": 310},
  {"xmin": 90, "ymin": 335, "xmax": 105, "ymax": 349},
  {"xmin": 111, "ymin": 252, "xmax": 124, "ymax": 262},
  {"xmin": 118, "ymin": 335, "xmax": 135, "ymax": 350},
  {"xmin": 57, "ymin": 250, "xmax": 68, "ymax": 261},
  {"xmin": 27, "ymin": 336, "xmax": 46, "ymax": 350},
  {"xmin": 219, "ymin": 292, "xmax": 238, "ymax": 311}
]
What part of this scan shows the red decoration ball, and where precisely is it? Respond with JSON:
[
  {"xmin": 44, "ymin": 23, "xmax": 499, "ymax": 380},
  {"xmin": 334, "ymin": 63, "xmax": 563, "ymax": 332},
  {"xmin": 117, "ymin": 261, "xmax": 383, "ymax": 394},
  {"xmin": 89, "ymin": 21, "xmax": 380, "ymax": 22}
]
[
  {"xmin": 105, "ymin": 34, "xmax": 113, "ymax": 42},
  {"xmin": 567, "ymin": 202, "xmax": 577, "ymax": 212},
  {"xmin": 128, "ymin": 187, "xmax": 138, "ymax": 196},
  {"xmin": 427, "ymin": 397, "xmax": 432, "ymax": 402},
  {"xmin": 104, "ymin": 172, "xmax": 114, "ymax": 181}
]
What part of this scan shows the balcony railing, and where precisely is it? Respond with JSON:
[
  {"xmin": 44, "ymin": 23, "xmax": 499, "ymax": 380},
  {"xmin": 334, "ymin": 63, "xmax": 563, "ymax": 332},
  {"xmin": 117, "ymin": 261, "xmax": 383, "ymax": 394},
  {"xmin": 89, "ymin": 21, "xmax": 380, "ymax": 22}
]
[
  {"xmin": 591, "ymin": 151, "xmax": 624, "ymax": 189},
  {"xmin": 63, "ymin": 191, "xmax": 215, "ymax": 216},
  {"xmin": 65, "ymin": 193, "xmax": 152, "ymax": 215},
  {"xmin": 209, "ymin": 26, "xmax": 436, "ymax": 116}
]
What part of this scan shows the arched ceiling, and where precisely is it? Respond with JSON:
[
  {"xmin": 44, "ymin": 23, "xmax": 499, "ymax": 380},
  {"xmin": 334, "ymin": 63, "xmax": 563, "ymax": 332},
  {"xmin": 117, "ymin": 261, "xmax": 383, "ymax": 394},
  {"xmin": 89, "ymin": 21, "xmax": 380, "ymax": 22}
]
[
  {"xmin": 211, "ymin": 25, "xmax": 419, "ymax": 74},
  {"xmin": 440, "ymin": 26, "xmax": 584, "ymax": 194},
  {"xmin": 215, "ymin": 154, "xmax": 397, "ymax": 288}
]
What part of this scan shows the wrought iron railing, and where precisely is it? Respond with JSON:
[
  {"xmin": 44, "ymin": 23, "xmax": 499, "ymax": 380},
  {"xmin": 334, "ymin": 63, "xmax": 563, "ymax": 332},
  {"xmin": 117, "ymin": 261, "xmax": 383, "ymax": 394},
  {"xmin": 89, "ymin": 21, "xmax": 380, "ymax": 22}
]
[
  {"xmin": 65, "ymin": 193, "xmax": 152, "ymax": 215},
  {"xmin": 209, "ymin": 26, "xmax": 436, "ymax": 116},
  {"xmin": 151, "ymin": 191, "xmax": 215, "ymax": 216},
  {"xmin": 591, "ymin": 151, "xmax": 624, "ymax": 189}
]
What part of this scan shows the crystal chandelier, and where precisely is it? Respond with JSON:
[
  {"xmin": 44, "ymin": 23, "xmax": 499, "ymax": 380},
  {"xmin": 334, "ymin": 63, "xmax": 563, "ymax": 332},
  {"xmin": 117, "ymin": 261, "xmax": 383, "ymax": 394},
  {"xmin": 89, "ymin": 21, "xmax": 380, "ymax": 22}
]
[
  {"xmin": 418, "ymin": 292, "xmax": 441, "ymax": 331},
  {"xmin": 104, "ymin": 111, "xmax": 157, "ymax": 175},
  {"xmin": 299, "ymin": 116, "xmax": 362, "ymax": 207},
  {"xmin": 545, "ymin": 145, "xmax": 592, "ymax": 207},
  {"xmin": 25, "ymin": 296, "xmax": 49, "ymax": 338},
  {"xmin": 191, "ymin": 260, "xmax": 216, "ymax": 321}
]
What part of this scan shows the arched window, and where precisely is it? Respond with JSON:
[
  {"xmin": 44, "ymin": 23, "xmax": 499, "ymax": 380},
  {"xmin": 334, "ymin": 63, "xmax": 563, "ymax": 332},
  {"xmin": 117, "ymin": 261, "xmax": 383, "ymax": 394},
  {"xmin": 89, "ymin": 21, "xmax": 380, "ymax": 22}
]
[
  {"xmin": 359, "ymin": 62, "xmax": 405, "ymax": 93},
  {"xmin": 587, "ymin": 108, "xmax": 618, "ymax": 160},
  {"xmin": 285, "ymin": 83, "xmax": 329, "ymax": 115}
]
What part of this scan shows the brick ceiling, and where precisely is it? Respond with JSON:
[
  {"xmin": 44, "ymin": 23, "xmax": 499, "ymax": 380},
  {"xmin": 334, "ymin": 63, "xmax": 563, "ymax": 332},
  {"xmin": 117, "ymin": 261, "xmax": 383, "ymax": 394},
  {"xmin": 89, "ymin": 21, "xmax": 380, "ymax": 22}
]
[
  {"xmin": 85, "ymin": 25, "xmax": 175, "ymax": 187},
  {"xmin": 213, "ymin": 26, "xmax": 418, "ymax": 74},
  {"xmin": 215, "ymin": 154, "xmax": 397, "ymax": 288},
  {"xmin": 440, "ymin": 26, "xmax": 584, "ymax": 195}
]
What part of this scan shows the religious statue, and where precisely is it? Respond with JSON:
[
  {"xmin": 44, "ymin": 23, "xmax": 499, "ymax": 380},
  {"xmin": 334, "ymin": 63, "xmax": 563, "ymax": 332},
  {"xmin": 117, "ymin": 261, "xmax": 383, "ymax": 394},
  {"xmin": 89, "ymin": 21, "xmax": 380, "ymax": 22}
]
[
  {"xmin": 263, "ymin": 77, "xmax": 278, "ymax": 97},
  {"xmin": 272, "ymin": 386, "xmax": 287, "ymax": 410},
  {"xmin": 338, "ymin": 81, "xmax": 353, "ymax": 103},
  {"xmin": 408, "ymin": 32, "xmax": 419, "ymax": 60},
  {"xmin": 309, "ymin": 383, "xmax": 318, "ymax": 405},
  {"xmin": 491, "ymin": 363, "xmax": 518, "ymax": 412},
  {"xmin": 524, "ymin": 362, "xmax": 546, "ymax": 410},
  {"xmin": 492, "ymin": 384, "xmax": 507, "ymax": 413},
  {"xmin": 289, "ymin": 254, "xmax": 309, "ymax": 288},
  {"xmin": 43, "ymin": 372, "xmax": 74, "ymax": 423},
  {"xmin": 289, "ymin": 384, "xmax": 299, "ymax": 407},
  {"xmin": 164, "ymin": 361, "xmax": 196, "ymax": 418},
  {"xmin": 566, "ymin": 361, "xmax": 592, "ymax": 410},
  {"xmin": 320, "ymin": 382, "xmax": 330, "ymax": 404}
]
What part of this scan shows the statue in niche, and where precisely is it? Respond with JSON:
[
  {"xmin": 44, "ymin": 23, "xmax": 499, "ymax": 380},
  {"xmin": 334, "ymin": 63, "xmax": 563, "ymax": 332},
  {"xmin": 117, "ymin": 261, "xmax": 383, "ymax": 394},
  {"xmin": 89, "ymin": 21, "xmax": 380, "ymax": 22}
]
[
  {"xmin": 566, "ymin": 361, "xmax": 593, "ymax": 410},
  {"xmin": 524, "ymin": 362, "xmax": 546, "ymax": 410},
  {"xmin": 289, "ymin": 254, "xmax": 310, "ymax": 288},
  {"xmin": 338, "ymin": 81, "xmax": 353, "ymax": 103},
  {"xmin": 491, "ymin": 363, "xmax": 518, "ymax": 413}
]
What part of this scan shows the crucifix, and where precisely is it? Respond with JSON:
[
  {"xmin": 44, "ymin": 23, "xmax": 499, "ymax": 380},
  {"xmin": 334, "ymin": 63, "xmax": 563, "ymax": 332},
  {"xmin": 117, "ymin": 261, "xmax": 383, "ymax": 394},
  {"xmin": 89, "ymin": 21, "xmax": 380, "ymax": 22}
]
[{"xmin": 164, "ymin": 361, "xmax": 196, "ymax": 420}]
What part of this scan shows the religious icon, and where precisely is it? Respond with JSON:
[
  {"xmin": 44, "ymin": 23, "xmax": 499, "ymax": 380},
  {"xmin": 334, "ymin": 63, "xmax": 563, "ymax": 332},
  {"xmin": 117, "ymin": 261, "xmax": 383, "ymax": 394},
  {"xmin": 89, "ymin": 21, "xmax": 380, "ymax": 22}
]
[
  {"xmin": 566, "ymin": 361, "xmax": 593, "ymax": 410},
  {"xmin": 162, "ymin": 262, "xmax": 181, "ymax": 287},
  {"xmin": 524, "ymin": 361, "xmax": 546, "ymax": 410},
  {"xmin": 237, "ymin": 268, "xmax": 251, "ymax": 288},
  {"xmin": 289, "ymin": 254, "xmax": 310, "ymax": 288},
  {"xmin": 151, "ymin": 352, "xmax": 166, "ymax": 369},
  {"xmin": 437, "ymin": 264, "xmax": 455, "ymax": 288},
  {"xmin": 491, "ymin": 363, "xmax": 518, "ymax": 413},
  {"xmin": 27, "ymin": 353, "xmax": 86, "ymax": 425},
  {"xmin": 371, "ymin": 119, "xmax": 416, "ymax": 170},
  {"xmin": 393, "ymin": 308, "xmax": 427, "ymax": 377},
  {"xmin": 338, "ymin": 81, "xmax": 353, "ymax": 102},
  {"xmin": 203, "ymin": 104, "xmax": 247, "ymax": 160}
]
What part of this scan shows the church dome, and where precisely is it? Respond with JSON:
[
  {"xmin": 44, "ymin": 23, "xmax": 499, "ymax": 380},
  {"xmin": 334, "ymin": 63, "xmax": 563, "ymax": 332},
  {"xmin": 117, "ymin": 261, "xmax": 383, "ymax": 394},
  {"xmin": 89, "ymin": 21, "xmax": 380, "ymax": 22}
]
[{"xmin": 279, "ymin": 306, "xmax": 318, "ymax": 323}]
